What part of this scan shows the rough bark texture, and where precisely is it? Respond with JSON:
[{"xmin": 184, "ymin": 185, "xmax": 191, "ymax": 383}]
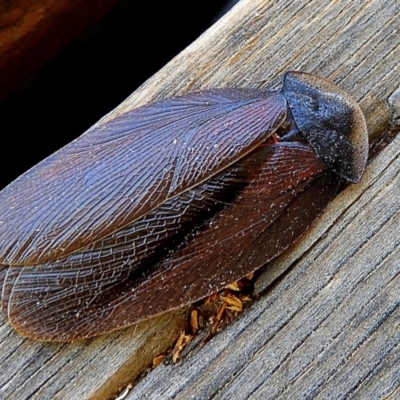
[{"xmin": 1, "ymin": 1, "xmax": 399, "ymax": 399}]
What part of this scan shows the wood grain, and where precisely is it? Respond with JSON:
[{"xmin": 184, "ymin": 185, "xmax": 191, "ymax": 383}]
[
  {"xmin": 130, "ymin": 131, "xmax": 400, "ymax": 400},
  {"xmin": 1, "ymin": 0, "xmax": 399, "ymax": 399}
]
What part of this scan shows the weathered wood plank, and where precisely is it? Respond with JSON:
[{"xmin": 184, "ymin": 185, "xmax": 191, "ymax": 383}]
[
  {"xmin": 1, "ymin": 0, "xmax": 399, "ymax": 399},
  {"xmin": 128, "ymin": 133, "xmax": 400, "ymax": 399},
  {"xmin": 0, "ymin": 310, "xmax": 187, "ymax": 399}
]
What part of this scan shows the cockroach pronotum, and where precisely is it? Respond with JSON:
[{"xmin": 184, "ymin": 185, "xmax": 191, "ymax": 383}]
[{"xmin": 0, "ymin": 72, "xmax": 368, "ymax": 341}]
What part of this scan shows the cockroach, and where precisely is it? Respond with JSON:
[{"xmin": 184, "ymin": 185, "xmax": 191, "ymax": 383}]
[{"xmin": 0, "ymin": 72, "xmax": 368, "ymax": 341}]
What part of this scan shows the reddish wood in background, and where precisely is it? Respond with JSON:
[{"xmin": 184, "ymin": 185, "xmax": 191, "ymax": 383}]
[{"xmin": 0, "ymin": 0, "xmax": 119, "ymax": 100}]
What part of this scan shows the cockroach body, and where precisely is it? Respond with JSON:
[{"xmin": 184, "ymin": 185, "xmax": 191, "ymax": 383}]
[{"xmin": 0, "ymin": 72, "xmax": 368, "ymax": 341}]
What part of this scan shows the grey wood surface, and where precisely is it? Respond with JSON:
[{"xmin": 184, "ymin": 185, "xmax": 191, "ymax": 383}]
[
  {"xmin": 1, "ymin": 0, "xmax": 399, "ymax": 399},
  {"xmin": 130, "ymin": 128, "xmax": 400, "ymax": 400}
]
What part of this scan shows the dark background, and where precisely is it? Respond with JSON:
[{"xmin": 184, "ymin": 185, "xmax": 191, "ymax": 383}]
[{"xmin": 0, "ymin": 0, "xmax": 235, "ymax": 189}]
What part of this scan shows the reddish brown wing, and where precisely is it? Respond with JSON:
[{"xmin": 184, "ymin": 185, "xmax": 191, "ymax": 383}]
[
  {"xmin": 3, "ymin": 142, "xmax": 339, "ymax": 340},
  {"xmin": 0, "ymin": 89, "xmax": 286, "ymax": 266}
]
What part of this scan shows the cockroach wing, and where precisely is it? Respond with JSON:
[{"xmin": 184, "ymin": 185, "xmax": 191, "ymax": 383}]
[
  {"xmin": 2, "ymin": 142, "xmax": 339, "ymax": 340},
  {"xmin": 0, "ymin": 89, "xmax": 287, "ymax": 266}
]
